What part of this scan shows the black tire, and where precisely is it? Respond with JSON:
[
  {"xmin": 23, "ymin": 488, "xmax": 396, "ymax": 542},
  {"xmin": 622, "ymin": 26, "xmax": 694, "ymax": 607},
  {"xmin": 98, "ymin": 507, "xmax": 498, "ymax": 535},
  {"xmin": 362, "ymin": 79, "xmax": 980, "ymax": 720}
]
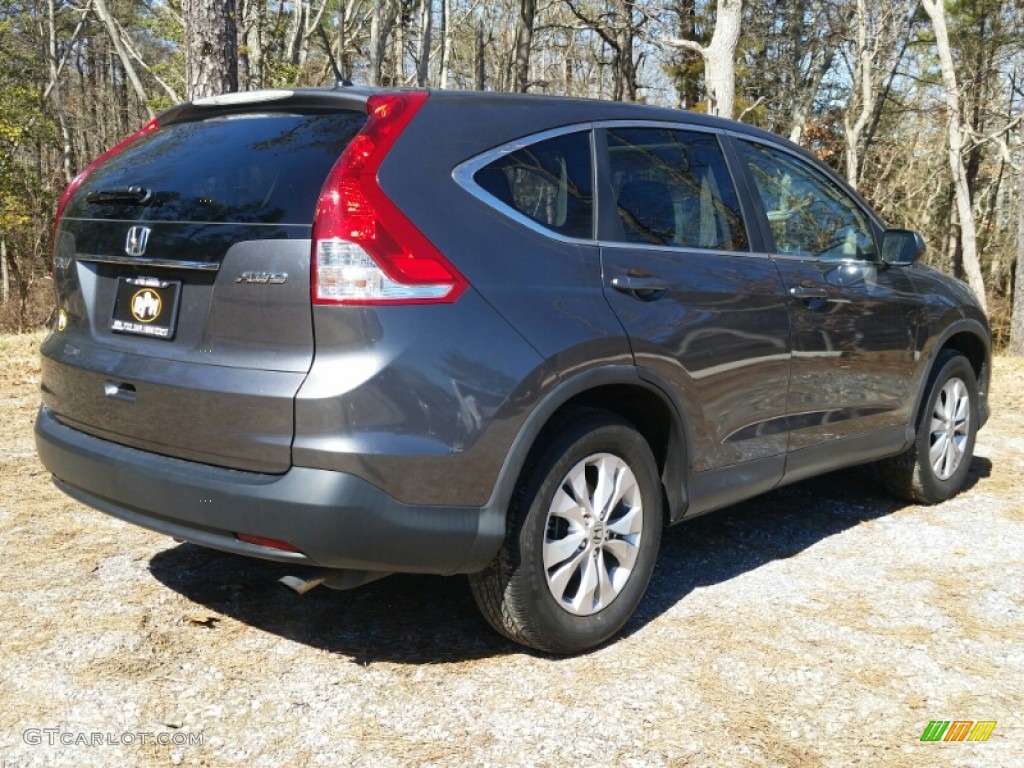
[
  {"xmin": 469, "ymin": 413, "xmax": 663, "ymax": 654},
  {"xmin": 879, "ymin": 350, "xmax": 978, "ymax": 504}
]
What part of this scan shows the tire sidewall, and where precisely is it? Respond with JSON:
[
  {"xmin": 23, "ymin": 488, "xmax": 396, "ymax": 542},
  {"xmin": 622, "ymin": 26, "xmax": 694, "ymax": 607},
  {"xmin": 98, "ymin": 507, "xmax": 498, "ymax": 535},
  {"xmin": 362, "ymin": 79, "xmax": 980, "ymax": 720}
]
[
  {"xmin": 512, "ymin": 417, "xmax": 662, "ymax": 652},
  {"xmin": 915, "ymin": 353, "xmax": 978, "ymax": 500}
]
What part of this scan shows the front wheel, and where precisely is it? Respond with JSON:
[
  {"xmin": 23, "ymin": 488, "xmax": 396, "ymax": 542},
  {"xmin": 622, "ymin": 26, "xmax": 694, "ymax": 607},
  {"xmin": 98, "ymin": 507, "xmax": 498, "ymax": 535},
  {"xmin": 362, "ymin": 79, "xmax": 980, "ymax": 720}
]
[
  {"xmin": 470, "ymin": 413, "xmax": 663, "ymax": 654},
  {"xmin": 879, "ymin": 350, "xmax": 979, "ymax": 504}
]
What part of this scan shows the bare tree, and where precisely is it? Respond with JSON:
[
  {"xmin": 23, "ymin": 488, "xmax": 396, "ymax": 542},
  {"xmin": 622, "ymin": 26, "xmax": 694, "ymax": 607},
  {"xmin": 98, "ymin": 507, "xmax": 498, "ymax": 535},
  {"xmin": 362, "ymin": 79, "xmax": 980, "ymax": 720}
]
[
  {"xmin": 514, "ymin": 0, "xmax": 537, "ymax": 92},
  {"xmin": 921, "ymin": 0, "xmax": 988, "ymax": 313},
  {"xmin": 669, "ymin": 0, "xmax": 743, "ymax": 118},
  {"xmin": 563, "ymin": 0, "xmax": 647, "ymax": 101},
  {"xmin": 238, "ymin": 0, "xmax": 265, "ymax": 89},
  {"xmin": 415, "ymin": 0, "xmax": 433, "ymax": 86},
  {"xmin": 46, "ymin": 0, "xmax": 74, "ymax": 182},
  {"xmin": 93, "ymin": 0, "xmax": 156, "ymax": 117},
  {"xmin": 1011, "ymin": 121, "xmax": 1024, "ymax": 355},
  {"xmin": 182, "ymin": 0, "xmax": 238, "ymax": 99},
  {"xmin": 369, "ymin": 0, "xmax": 399, "ymax": 86},
  {"xmin": 786, "ymin": 0, "xmax": 840, "ymax": 143}
]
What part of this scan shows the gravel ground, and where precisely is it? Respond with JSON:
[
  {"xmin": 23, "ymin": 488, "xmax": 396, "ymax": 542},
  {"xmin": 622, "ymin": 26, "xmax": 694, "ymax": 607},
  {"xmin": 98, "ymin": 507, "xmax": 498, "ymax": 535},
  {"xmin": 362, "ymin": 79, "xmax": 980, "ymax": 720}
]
[{"xmin": 1, "ymin": 331, "xmax": 1022, "ymax": 768}]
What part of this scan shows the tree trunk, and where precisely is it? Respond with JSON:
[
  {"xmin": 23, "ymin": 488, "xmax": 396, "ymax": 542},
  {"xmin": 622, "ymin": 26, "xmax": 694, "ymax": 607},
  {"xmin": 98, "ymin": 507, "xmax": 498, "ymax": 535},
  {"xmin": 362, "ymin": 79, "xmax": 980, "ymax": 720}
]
[
  {"xmin": 475, "ymin": 19, "xmax": 486, "ymax": 91},
  {"xmin": 513, "ymin": 0, "xmax": 536, "ymax": 92},
  {"xmin": 415, "ymin": 0, "xmax": 432, "ymax": 87},
  {"xmin": 369, "ymin": 1, "xmax": 387, "ymax": 86},
  {"xmin": 843, "ymin": 0, "xmax": 873, "ymax": 189},
  {"xmin": 617, "ymin": 15, "xmax": 637, "ymax": 101},
  {"xmin": 393, "ymin": 5, "xmax": 406, "ymax": 85},
  {"xmin": 245, "ymin": 0, "xmax": 266, "ymax": 89},
  {"xmin": 670, "ymin": 0, "xmax": 742, "ymax": 119},
  {"xmin": 439, "ymin": 0, "xmax": 452, "ymax": 88},
  {"xmin": 286, "ymin": 0, "xmax": 306, "ymax": 66},
  {"xmin": 674, "ymin": 0, "xmax": 700, "ymax": 109},
  {"xmin": 93, "ymin": 0, "xmax": 156, "ymax": 118},
  {"xmin": 921, "ymin": 0, "xmax": 987, "ymax": 313},
  {"xmin": 1, "ymin": 238, "xmax": 9, "ymax": 307},
  {"xmin": 705, "ymin": 0, "xmax": 742, "ymax": 118},
  {"xmin": 183, "ymin": 0, "xmax": 239, "ymax": 100},
  {"xmin": 46, "ymin": 0, "xmax": 74, "ymax": 182},
  {"xmin": 1010, "ymin": 125, "xmax": 1024, "ymax": 355}
]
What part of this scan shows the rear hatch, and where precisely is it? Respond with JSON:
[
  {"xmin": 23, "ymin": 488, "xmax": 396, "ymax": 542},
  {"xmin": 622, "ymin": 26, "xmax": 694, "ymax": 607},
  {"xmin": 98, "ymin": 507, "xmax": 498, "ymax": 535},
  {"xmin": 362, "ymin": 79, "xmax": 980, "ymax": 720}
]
[{"xmin": 41, "ymin": 91, "xmax": 367, "ymax": 473}]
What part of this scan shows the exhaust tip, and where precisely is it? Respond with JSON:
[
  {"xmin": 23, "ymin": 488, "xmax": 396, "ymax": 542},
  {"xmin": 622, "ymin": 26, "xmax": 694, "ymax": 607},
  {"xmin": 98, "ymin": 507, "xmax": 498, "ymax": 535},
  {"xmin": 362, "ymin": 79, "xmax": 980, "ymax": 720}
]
[{"xmin": 278, "ymin": 575, "xmax": 326, "ymax": 595}]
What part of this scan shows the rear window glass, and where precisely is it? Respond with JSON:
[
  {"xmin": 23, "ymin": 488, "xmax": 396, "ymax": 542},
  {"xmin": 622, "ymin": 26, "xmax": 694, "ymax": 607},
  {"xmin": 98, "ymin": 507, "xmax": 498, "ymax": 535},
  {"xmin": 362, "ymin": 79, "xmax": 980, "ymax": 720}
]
[
  {"xmin": 66, "ymin": 111, "xmax": 366, "ymax": 225},
  {"xmin": 473, "ymin": 131, "xmax": 593, "ymax": 239}
]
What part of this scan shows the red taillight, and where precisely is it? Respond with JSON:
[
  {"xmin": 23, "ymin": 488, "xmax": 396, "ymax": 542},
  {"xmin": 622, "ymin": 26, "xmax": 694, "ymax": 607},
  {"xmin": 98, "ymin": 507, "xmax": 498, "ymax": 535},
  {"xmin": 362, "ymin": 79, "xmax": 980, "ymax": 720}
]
[
  {"xmin": 53, "ymin": 118, "xmax": 160, "ymax": 235},
  {"xmin": 236, "ymin": 533, "xmax": 303, "ymax": 553},
  {"xmin": 311, "ymin": 92, "xmax": 468, "ymax": 305}
]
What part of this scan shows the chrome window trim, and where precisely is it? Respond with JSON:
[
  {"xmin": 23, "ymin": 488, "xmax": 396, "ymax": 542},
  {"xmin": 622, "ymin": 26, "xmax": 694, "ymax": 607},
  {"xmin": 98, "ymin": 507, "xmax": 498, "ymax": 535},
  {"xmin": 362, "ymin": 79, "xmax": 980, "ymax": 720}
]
[
  {"xmin": 76, "ymin": 254, "xmax": 220, "ymax": 272},
  {"xmin": 597, "ymin": 240, "xmax": 770, "ymax": 260},
  {"xmin": 452, "ymin": 122, "xmax": 597, "ymax": 246},
  {"xmin": 455, "ymin": 119, "xmax": 756, "ymax": 254},
  {"xmin": 601, "ymin": 119, "xmax": 722, "ymax": 135}
]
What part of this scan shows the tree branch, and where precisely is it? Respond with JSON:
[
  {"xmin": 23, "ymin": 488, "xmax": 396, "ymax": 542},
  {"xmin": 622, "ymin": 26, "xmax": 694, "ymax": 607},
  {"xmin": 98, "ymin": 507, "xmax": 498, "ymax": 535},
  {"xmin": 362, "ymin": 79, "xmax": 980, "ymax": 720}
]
[{"xmin": 665, "ymin": 37, "xmax": 706, "ymax": 57}]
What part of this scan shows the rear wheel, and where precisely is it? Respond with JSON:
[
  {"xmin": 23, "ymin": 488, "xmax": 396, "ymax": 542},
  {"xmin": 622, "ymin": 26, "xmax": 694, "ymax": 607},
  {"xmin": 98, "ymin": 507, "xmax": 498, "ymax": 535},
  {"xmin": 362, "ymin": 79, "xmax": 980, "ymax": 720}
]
[
  {"xmin": 470, "ymin": 413, "xmax": 663, "ymax": 654},
  {"xmin": 880, "ymin": 350, "xmax": 978, "ymax": 504}
]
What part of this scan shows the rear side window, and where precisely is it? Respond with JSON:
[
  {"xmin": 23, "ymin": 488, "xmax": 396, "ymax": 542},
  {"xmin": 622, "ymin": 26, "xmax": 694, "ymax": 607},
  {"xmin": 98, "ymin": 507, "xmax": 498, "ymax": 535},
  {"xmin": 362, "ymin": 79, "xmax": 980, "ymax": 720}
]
[
  {"xmin": 473, "ymin": 131, "xmax": 593, "ymax": 239},
  {"xmin": 606, "ymin": 127, "xmax": 748, "ymax": 251},
  {"xmin": 66, "ymin": 111, "xmax": 367, "ymax": 225}
]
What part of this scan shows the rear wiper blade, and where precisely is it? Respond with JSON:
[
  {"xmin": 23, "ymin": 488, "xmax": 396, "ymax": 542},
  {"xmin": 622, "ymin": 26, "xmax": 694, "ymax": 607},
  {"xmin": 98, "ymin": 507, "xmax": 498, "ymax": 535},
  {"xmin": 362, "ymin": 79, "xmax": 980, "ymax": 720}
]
[{"xmin": 85, "ymin": 185, "xmax": 152, "ymax": 204}]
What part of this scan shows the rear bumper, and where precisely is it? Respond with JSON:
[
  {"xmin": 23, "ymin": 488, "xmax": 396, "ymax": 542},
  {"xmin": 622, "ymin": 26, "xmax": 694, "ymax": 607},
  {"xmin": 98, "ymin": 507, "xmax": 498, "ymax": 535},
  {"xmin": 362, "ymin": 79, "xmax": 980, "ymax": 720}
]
[{"xmin": 34, "ymin": 406, "xmax": 504, "ymax": 574}]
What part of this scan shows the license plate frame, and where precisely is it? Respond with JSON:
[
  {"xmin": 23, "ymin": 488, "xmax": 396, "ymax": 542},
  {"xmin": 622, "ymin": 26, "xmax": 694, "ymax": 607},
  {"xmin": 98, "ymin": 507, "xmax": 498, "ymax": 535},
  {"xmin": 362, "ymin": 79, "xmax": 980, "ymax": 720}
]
[{"xmin": 111, "ymin": 277, "xmax": 182, "ymax": 340}]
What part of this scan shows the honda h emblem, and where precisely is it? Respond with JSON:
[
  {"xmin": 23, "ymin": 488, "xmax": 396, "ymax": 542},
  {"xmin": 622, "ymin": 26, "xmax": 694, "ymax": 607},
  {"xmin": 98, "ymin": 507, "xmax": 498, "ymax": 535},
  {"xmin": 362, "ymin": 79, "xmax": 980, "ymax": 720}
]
[{"xmin": 125, "ymin": 225, "xmax": 151, "ymax": 257}]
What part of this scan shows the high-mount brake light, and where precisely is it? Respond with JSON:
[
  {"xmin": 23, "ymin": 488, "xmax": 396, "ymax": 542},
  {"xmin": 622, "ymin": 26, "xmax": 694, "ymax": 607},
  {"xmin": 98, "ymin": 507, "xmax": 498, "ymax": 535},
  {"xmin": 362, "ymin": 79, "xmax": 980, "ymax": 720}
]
[
  {"xmin": 311, "ymin": 92, "xmax": 468, "ymax": 305},
  {"xmin": 53, "ymin": 118, "xmax": 160, "ymax": 235}
]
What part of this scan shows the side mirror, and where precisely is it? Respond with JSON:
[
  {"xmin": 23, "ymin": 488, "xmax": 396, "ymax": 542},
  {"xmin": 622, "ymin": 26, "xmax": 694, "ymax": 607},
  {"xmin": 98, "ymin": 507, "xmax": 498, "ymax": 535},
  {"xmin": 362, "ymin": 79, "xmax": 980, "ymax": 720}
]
[{"xmin": 881, "ymin": 229, "xmax": 926, "ymax": 266}]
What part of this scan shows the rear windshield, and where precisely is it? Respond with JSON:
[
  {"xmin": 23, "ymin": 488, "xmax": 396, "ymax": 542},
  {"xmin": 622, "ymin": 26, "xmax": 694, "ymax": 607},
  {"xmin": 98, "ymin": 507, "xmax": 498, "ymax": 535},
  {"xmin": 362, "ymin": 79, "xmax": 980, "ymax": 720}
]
[{"xmin": 65, "ymin": 110, "xmax": 366, "ymax": 225}]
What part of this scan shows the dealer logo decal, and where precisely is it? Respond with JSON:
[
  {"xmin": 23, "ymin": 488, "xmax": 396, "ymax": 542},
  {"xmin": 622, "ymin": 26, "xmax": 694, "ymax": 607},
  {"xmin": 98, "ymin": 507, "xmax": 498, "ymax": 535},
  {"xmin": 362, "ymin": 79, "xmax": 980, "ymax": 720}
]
[{"xmin": 131, "ymin": 289, "xmax": 161, "ymax": 323}]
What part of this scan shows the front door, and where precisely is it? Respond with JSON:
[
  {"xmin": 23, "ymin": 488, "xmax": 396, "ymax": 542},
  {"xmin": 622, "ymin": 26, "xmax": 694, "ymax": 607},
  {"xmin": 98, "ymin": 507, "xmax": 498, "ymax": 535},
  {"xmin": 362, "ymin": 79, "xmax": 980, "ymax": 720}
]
[{"xmin": 734, "ymin": 139, "xmax": 922, "ymax": 452}]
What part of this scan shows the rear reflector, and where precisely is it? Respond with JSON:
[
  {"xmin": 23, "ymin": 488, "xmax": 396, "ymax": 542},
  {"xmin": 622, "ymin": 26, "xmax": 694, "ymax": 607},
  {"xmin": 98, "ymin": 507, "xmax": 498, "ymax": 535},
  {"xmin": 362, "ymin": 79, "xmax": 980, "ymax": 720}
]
[
  {"xmin": 236, "ymin": 533, "xmax": 303, "ymax": 553},
  {"xmin": 311, "ymin": 92, "xmax": 468, "ymax": 305}
]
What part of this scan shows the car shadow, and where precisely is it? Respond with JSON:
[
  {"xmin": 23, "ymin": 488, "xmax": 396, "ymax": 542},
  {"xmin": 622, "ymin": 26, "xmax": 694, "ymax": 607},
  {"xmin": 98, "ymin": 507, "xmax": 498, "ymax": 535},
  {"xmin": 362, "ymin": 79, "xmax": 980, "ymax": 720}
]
[{"xmin": 148, "ymin": 454, "xmax": 993, "ymax": 663}]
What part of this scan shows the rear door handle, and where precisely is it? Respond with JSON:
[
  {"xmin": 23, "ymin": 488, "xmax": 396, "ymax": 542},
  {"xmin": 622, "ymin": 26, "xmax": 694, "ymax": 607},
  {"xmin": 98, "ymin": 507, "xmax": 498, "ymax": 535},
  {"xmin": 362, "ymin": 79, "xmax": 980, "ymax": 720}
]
[
  {"xmin": 610, "ymin": 275, "xmax": 669, "ymax": 300},
  {"xmin": 789, "ymin": 285, "xmax": 829, "ymax": 300}
]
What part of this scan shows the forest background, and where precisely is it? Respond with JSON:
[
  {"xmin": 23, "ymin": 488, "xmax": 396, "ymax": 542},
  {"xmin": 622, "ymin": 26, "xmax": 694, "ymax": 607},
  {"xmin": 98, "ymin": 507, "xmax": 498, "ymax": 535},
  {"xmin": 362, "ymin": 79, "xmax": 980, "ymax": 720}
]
[{"xmin": 1, "ymin": 0, "xmax": 1022, "ymax": 351}]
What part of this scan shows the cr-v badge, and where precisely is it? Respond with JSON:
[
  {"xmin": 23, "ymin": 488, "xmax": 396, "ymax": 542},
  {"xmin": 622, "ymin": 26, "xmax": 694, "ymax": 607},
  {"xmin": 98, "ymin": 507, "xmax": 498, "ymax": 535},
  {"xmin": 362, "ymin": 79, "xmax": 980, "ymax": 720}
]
[
  {"xmin": 235, "ymin": 272, "xmax": 288, "ymax": 284},
  {"xmin": 125, "ymin": 225, "xmax": 151, "ymax": 257}
]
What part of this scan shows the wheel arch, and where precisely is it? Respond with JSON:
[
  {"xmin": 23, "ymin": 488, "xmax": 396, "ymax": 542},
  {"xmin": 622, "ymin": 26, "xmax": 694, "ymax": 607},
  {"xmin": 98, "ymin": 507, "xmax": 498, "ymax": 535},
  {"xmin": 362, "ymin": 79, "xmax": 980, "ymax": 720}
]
[
  {"xmin": 914, "ymin": 318, "xmax": 991, "ymax": 432},
  {"xmin": 486, "ymin": 366, "xmax": 691, "ymax": 530}
]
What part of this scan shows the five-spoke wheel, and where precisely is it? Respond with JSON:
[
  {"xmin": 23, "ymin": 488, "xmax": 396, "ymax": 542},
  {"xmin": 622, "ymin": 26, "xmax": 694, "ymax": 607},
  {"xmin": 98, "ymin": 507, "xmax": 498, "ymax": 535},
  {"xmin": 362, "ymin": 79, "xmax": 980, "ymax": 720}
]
[{"xmin": 470, "ymin": 413, "xmax": 662, "ymax": 654}]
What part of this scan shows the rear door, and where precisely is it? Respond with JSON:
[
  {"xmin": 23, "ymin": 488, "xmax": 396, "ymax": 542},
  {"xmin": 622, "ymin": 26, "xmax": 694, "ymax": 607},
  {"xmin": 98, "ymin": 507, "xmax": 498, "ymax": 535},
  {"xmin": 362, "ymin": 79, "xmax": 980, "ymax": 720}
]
[
  {"xmin": 597, "ymin": 125, "xmax": 792, "ymax": 477},
  {"xmin": 42, "ymin": 99, "xmax": 366, "ymax": 472},
  {"xmin": 733, "ymin": 138, "xmax": 922, "ymax": 453}
]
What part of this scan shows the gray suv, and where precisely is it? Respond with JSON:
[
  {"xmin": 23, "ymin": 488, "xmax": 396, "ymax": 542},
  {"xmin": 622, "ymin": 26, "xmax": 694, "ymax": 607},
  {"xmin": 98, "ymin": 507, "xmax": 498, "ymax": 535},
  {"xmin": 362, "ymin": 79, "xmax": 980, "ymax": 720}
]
[{"xmin": 36, "ymin": 87, "xmax": 990, "ymax": 653}]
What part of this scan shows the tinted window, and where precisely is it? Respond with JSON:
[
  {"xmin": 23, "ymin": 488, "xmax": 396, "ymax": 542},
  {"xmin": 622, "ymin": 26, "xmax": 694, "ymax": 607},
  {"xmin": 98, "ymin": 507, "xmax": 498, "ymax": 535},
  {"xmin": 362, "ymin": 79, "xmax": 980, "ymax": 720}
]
[
  {"xmin": 606, "ymin": 127, "xmax": 747, "ymax": 250},
  {"xmin": 67, "ymin": 111, "xmax": 367, "ymax": 225},
  {"xmin": 474, "ymin": 132, "xmax": 593, "ymax": 239},
  {"xmin": 739, "ymin": 141, "xmax": 877, "ymax": 260}
]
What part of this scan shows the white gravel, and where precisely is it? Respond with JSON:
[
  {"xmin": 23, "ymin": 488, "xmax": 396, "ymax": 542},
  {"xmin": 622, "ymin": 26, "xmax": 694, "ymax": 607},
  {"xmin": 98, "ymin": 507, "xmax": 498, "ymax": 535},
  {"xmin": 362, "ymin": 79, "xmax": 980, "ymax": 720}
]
[{"xmin": 1, "ymin": 341, "xmax": 1022, "ymax": 767}]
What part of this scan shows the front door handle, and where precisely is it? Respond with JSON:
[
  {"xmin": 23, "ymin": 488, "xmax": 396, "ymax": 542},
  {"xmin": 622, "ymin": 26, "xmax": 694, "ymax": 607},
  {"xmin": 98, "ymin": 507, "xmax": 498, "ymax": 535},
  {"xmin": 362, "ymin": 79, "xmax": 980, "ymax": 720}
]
[{"xmin": 611, "ymin": 275, "xmax": 669, "ymax": 300}]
